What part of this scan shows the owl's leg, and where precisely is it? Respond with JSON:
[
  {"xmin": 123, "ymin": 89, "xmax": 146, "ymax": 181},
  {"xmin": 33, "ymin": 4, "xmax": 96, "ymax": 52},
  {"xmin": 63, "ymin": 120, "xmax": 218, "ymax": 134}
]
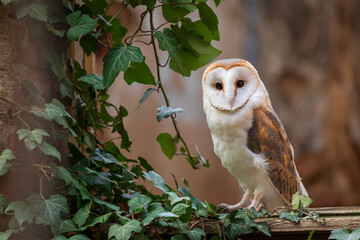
[
  {"xmin": 248, "ymin": 191, "xmax": 263, "ymax": 210},
  {"xmin": 217, "ymin": 190, "xmax": 252, "ymax": 211}
]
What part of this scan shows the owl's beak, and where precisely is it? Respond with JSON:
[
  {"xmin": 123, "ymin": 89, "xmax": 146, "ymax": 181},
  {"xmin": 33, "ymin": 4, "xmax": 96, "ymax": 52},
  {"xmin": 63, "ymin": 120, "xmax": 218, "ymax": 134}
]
[{"xmin": 225, "ymin": 92, "xmax": 236, "ymax": 108}]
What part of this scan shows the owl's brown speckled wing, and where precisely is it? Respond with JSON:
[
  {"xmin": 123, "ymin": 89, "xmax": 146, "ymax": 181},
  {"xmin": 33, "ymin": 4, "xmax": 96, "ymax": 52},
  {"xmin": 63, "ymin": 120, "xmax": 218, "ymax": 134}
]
[{"xmin": 247, "ymin": 106, "xmax": 300, "ymax": 204}]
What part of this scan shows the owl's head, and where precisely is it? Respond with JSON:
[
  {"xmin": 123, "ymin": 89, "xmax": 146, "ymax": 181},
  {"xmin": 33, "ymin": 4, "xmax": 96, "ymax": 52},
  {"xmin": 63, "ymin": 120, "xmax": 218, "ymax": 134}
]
[{"xmin": 202, "ymin": 59, "xmax": 261, "ymax": 112}]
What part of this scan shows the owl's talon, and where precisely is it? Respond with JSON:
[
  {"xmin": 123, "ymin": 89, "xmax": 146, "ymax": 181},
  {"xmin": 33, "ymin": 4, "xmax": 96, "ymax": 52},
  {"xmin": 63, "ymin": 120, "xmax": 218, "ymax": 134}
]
[
  {"xmin": 256, "ymin": 203, "xmax": 266, "ymax": 212},
  {"xmin": 216, "ymin": 203, "xmax": 229, "ymax": 212},
  {"xmin": 217, "ymin": 203, "xmax": 244, "ymax": 212}
]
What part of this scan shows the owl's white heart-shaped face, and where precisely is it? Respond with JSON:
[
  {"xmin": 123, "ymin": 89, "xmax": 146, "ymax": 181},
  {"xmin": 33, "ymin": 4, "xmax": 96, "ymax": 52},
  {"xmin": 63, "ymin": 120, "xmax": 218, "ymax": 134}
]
[{"xmin": 202, "ymin": 59, "xmax": 260, "ymax": 112}]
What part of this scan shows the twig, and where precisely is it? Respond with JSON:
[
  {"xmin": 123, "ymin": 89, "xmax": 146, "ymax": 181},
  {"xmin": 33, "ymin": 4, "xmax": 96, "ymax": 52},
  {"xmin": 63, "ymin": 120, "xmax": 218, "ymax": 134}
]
[
  {"xmin": 126, "ymin": 11, "xmax": 148, "ymax": 45},
  {"xmin": 104, "ymin": 0, "xmax": 116, "ymax": 15},
  {"xmin": 39, "ymin": 176, "xmax": 46, "ymax": 200},
  {"xmin": 154, "ymin": 2, "xmax": 196, "ymax": 9},
  {"xmin": 0, "ymin": 96, "xmax": 23, "ymax": 110},
  {"xmin": 109, "ymin": 3, "xmax": 128, "ymax": 23},
  {"xmin": 159, "ymin": 55, "xmax": 170, "ymax": 68},
  {"xmin": 149, "ymin": 10, "xmax": 197, "ymax": 169},
  {"xmin": 129, "ymin": 40, "xmax": 152, "ymax": 45},
  {"xmin": 189, "ymin": 220, "xmax": 201, "ymax": 230}
]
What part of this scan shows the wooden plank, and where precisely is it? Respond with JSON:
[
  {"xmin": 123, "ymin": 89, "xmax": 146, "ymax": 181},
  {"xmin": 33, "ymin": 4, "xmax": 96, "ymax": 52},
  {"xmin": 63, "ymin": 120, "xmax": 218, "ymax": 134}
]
[
  {"xmin": 91, "ymin": 206, "xmax": 360, "ymax": 239},
  {"xmin": 254, "ymin": 206, "xmax": 360, "ymax": 232},
  {"xmin": 184, "ymin": 207, "xmax": 360, "ymax": 234}
]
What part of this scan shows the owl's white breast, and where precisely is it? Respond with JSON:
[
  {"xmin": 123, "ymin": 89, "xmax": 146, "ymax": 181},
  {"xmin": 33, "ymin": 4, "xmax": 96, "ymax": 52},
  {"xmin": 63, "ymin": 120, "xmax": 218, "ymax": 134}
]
[{"xmin": 203, "ymin": 87, "xmax": 274, "ymax": 192}]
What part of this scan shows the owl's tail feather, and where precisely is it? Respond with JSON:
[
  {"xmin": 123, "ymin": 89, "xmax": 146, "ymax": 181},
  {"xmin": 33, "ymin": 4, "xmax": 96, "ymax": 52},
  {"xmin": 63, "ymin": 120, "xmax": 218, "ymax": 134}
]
[{"xmin": 299, "ymin": 180, "xmax": 309, "ymax": 197}]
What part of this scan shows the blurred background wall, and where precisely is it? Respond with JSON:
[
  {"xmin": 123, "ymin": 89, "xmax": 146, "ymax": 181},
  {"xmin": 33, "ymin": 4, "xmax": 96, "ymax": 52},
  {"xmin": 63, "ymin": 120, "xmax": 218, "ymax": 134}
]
[{"xmin": 95, "ymin": 0, "xmax": 360, "ymax": 207}]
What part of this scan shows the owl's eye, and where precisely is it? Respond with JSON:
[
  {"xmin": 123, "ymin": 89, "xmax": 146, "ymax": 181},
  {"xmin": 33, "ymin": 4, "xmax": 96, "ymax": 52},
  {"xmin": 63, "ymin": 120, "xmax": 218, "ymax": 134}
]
[
  {"xmin": 215, "ymin": 82, "xmax": 223, "ymax": 90},
  {"xmin": 236, "ymin": 80, "xmax": 245, "ymax": 88}
]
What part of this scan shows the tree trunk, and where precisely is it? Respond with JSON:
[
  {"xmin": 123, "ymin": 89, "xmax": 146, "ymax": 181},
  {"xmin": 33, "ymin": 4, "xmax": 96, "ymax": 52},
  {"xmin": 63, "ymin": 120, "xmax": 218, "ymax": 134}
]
[{"xmin": 0, "ymin": 3, "xmax": 66, "ymax": 238}]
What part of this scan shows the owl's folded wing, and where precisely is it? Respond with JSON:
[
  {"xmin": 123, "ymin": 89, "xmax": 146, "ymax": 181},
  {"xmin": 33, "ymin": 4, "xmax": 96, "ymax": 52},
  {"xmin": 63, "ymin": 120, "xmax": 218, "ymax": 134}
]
[{"xmin": 246, "ymin": 106, "xmax": 301, "ymax": 204}]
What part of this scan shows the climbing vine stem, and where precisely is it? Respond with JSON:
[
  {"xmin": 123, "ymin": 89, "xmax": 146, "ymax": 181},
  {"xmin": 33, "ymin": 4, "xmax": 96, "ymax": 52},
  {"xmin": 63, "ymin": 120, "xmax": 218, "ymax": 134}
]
[{"xmin": 149, "ymin": 10, "xmax": 197, "ymax": 168}]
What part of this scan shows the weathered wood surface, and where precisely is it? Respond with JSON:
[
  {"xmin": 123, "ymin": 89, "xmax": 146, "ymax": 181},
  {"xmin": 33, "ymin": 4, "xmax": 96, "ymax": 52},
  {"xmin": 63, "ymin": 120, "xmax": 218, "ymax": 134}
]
[
  {"xmin": 162, "ymin": 207, "xmax": 360, "ymax": 240},
  {"xmin": 178, "ymin": 207, "xmax": 360, "ymax": 234},
  {"xmin": 91, "ymin": 207, "xmax": 360, "ymax": 239},
  {"xmin": 256, "ymin": 207, "xmax": 360, "ymax": 232}
]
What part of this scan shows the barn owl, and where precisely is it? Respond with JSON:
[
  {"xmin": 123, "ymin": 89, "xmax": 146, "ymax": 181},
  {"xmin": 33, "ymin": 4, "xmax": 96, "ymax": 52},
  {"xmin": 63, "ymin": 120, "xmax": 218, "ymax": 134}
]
[{"xmin": 202, "ymin": 59, "xmax": 308, "ymax": 210}]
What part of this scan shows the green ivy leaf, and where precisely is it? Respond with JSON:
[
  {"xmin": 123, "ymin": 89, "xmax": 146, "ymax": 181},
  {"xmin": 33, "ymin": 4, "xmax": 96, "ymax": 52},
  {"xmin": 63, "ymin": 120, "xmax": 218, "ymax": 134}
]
[
  {"xmin": 300, "ymin": 195, "xmax": 313, "ymax": 208},
  {"xmin": 197, "ymin": 2, "xmax": 219, "ymax": 33},
  {"xmin": 171, "ymin": 235, "xmax": 187, "ymax": 240},
  {"xmin": 60, "ymin": 78, "xmax": 75, "ymax": 100},
  {"xmin": 124, "ymin": 61, "xmax": 156, "ymax": 86},
  {"xmin": 0, "ymin": 162, "xmax": 11, "ymax": 177},
  {"xmin": 52, "ymin": 236, "xmax": 67, "ymax": 240},
  {"xmin": 114, "ymin": 106, "xmax": 132, "ymax": 151},
  {"xmin": 214, "ymin": 0, "xmax": 221, "ymax": 6},
  {"xmin": 48, "ymin": 50, "xmax": 66, "ymax": 80},
  {"xmin": 291, "ymin": 191, "xmax": 313, "ymax": 209},
  {"xmin": 135, "ymin": 88, "xmax": 154, "ymax": 110},
  {"xmin": 291, "ymin": 191, "xmax": 301, "ymax": 209},
  {"xmin": 55, "ymin": 219, "xmax": 78, "ymax": 234},
  {"xmin": 22, "ymin": 80, "xmax": 45, "ymax": 103},
  {"xmin": 5, "ymin": 201, "xmax": 35, "ymax": 226},
  {"xmin": 0, "ymin": 230, "xmax": 13, "ymax": 240},
  {"xmin": 1, "ymin": 0, "xmax": 17, "ymax": 5},
  {"xmin": 74, "ymin": 61, "xmax": 87, "ymax": 80},
  {"xmin": 138, "ymin": 157, "xmax": 154, "ymax": 172},
  {"xmin": 167, "ymin": 192, "xmax": 190, "ymax": 206},
  {"xmin": 73, "ymin": 201, "xmax": 92, "ymax": 227},
  {"xmin": 108, "ymin": 220, "xmax": 142, "ymax": 240},
  {"xmin": 156, "ymin": 133, "xmax": 177, "ymax": 160},
  {"xmin": 78, "ymin": 213, "xmax": 112, "ymax": 231},
  {"xmin": 0, "ymin": 195, "xmax": 8, "ymax": 215},
  {"xmin": 128, "ymin": 195, "xmax": 152, "ymax": 213},
  {"xmin": 27, "ymin": 194, "xmax": 69, "ymax": 226},
  {"xmin": 154, "ymin": 28, "xmax": 182, "ymax": 73},
  {"xmin": 79, "ymin": 34, "xmax": 98, "ymax": 56},
  {"xmin": 66, "ymin": 11, "xmax": 99, "ymax": 41},
  {"xmin": 83, "ymin": 132, "xmax": 96, "ymax": 152},
  {"xmin": 182, "ymin": 19, "xmax": 219, "ymax": 43},
  {"xmin": 0, "ymin": 149, "xmax": 15, "ymax": 176},
  {"xmin": 83, "ymin": 0, "xmax": 108, "ymax": 14},
  {"xmin": 52, "ymin": 164, "xmax": 77, "ymax": 186},
  {"xmin": 103, "ymin": 45, "xmax": 144, "ymax": 89},
  {"xmin": 170, "ymin": 25, "xmax": 221, "ymax": 76},
  {"xmin": 104, "ymin": 18, "xmax": 127, "ymax": 47},
  {"xmin": 69, "ymin": 235, "xmax": 91, "ymax": 240},
  {"xmin": 181, "ymin": 228, "xmax": 206, "ymax": 240},
  {"xmin": 157, "ymin": 212, "xmax": 179, "ymax": 218},
  {"xmin": 157, "ymin": 106, "xmax": 183, "ymax": 122},
  {"xmin": 329, "ymin": 227, "xmax": 360, "ymax": 240},
  {"xmin": 16, "ymin": 128, "xmax": 50, "ymax": 151},
  {"xmin": 78, "ymin": 74, "xmax": 105, "ymax": 90},
  {"xmin": 16, "ymin": 2, "xmax": 48, "ymax": 22},
  {"xmin": 279, "ymin": 210, "xmax": 300, "ymax": 223},
  {"xmin": 39, "ymin": 141, "xmax": 61, "ymax": 160},
  {"xmin": 253, "ymin": 222, "xmax": 271, "ymax": 237},
  {"xmin": 143, "ymin": 171, "xmax": 169, "ymax": 193},
  {"xmin": 171, "ymin": 203, "xmax": 189, "ymax": 216},
  {"xmin": 48, "ymin": 99, "xmax": 70, "ymax": 124},
  {"xmin": 46, "ymin": 24, "xmax": 66, "ymax": 37},
  {"xmin": 142, "ymin": 203, "xmax": 165, "ymax": 226},
  {"xmin": 161, "ymin": 0, "xmax": 196, "ymax": 22},
  {"xmin": 92, "ymin": 197, "xmax": 119, "ymax": 211},
  {"xmin": 224, "ymin": 222, "xmax": 253, "ymax": 240}
]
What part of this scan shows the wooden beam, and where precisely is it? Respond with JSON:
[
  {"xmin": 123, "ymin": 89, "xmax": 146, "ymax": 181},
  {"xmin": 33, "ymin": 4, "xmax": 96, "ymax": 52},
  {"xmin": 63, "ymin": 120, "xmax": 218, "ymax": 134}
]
[
  {"xmin": 183, "ymin": 207, "xmax": 360, "ymax": 239},
  {"xmin": 90, "ymin": 207, "xmax": 360, "ymax": 239}
]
